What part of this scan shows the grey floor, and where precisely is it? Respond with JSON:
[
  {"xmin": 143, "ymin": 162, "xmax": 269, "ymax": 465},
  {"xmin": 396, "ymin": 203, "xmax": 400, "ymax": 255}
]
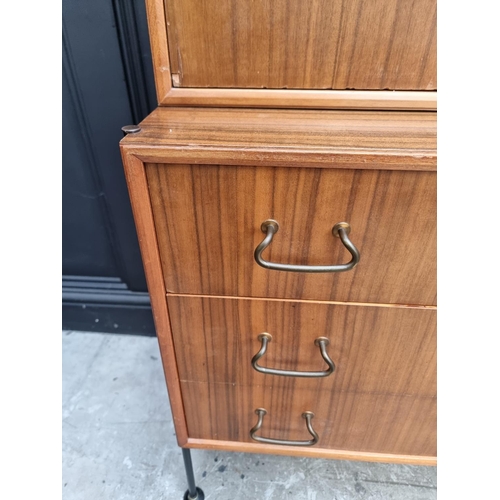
[{"xmin": 62, "ymin": 331, "xmax": 437, "ymax": 500}]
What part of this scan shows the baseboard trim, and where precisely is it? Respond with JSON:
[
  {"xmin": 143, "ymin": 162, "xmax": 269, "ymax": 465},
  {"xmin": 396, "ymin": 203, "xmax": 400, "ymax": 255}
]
[{"xmin": 62, "ymin": 275, "xmax": 155, "ymax": 336}]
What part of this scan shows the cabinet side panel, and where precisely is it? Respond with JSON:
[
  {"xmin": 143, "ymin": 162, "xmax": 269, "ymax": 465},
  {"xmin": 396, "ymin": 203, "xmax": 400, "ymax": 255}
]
[{"xmin": 120, "ymin": 148, "xmax": 188, "ymax": 445}]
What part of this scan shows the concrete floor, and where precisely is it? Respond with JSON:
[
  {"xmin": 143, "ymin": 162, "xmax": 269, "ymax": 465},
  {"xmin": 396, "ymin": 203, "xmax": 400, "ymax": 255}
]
[{"xmin": 62, "ymin": 331, "xmax": 437, "ymax": 500}]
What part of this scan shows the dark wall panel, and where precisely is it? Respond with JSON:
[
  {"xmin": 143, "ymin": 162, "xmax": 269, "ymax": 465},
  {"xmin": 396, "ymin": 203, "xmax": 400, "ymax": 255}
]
[
  {"xmin": 62, "ymin": 62, "xmax": 119, "ymax": 277},
  {"xmin": 63, "ymin": 0, "xmax": 158, "ymax": 334}
]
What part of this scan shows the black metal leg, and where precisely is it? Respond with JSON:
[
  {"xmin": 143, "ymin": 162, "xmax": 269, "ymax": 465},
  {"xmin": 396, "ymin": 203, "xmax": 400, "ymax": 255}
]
[{"xmin": 182, "ymin": 448, "xmax": 205, "ymax": 500}]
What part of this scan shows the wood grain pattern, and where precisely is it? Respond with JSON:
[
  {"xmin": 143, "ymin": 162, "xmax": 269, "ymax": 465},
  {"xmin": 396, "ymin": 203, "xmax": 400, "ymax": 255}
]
[
  {"xmin": 121, "ymin": 107, "xmax": 436, "ymax": 171},
  {"xmin": 145, "ymin": 164, "xmax": 436, "ymax": 305},
  {"xmin": 119, "ymin": 149, "xmax": 188, "ymax": 446},
  {"xmin": 160, "ymin": 88, "xmax": 437, "ymax": 111},
  {"xmin": 144, "ymin": 0, "xmax": 436, "ymax": 109},
  {"xmin": 163, "ymin": 0, "xmax": 436, "ymax": 91},
  {"xmin": 185, "ymin": 438, "xmax": 436, "ymax": 466},
  {"xmin": 144, "ymin": 0, "xmax": 172, "ymax": 103},
  {"xmin": 180, "ymin": 381, "xmax": 436, "ymax": 458},
  {"xmin": 167, "ymin": 296, "xmax": 436, "ymax": 398}
]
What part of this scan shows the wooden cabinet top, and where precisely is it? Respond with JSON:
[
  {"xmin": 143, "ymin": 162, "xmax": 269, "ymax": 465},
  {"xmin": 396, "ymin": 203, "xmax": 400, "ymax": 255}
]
[{"xmin": 121, "ymin": 107, "xmax": 436, "ymax": 170}]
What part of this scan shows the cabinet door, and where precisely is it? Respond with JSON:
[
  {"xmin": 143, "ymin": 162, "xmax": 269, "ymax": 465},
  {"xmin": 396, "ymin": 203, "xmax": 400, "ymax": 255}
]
[{"xmin": 164, "ymin": 0, "xmax": 436, "ymax": 91}]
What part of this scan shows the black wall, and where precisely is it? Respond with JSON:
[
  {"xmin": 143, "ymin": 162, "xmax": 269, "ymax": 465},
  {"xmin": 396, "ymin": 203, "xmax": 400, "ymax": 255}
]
[{"xmin": 62, "ymin": 0, "xmax": 157, "ymax": 335}]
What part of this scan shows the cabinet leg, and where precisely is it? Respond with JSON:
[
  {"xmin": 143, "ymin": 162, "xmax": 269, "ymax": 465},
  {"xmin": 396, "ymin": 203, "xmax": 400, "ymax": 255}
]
[{"xmin": 182, "ymin": 448, "xmax": 205, "ymax": 500}]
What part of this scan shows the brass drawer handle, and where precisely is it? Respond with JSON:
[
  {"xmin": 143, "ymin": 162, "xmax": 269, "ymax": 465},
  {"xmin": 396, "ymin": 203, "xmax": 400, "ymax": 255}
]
[
  {"xmin": 254, "ymin": 220, "xmax": 360, "ymax": 273},
  {"xmin": 251, "ymin": 333, "xmax": 335, "ymax": 378},
  {"xmin": 250, "ymin": 408, "xmax": 319, "ymax": 446}
]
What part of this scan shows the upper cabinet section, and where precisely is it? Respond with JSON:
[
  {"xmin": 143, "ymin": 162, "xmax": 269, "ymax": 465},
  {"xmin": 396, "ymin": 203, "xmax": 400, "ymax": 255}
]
[
  {"xmin": 146, "ymin": 0, "xmax": 437, "ymax": 109},
  {"xmin": 166, "ymin": 0, "xmax": 436, "ymax": 90}
]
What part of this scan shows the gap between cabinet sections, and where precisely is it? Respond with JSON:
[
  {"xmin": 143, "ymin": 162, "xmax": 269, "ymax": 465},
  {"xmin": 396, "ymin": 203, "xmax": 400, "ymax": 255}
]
[{"xmin": 165, "ymin": 292, "xmax": 436, "ymax": 310}]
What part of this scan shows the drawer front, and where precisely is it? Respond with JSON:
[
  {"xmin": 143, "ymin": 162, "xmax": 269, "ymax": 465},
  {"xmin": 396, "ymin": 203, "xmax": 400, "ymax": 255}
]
[
  {"xmin": 168, "ymin": 296, "xmax": 436, "ymax": 398},
  {"xmin": 147, "ymin": 164, "xmax": 436, "ymax": 305},
  {"xmin": 180, "ymin": 380, "xmax": 436, "ymax": 458}
]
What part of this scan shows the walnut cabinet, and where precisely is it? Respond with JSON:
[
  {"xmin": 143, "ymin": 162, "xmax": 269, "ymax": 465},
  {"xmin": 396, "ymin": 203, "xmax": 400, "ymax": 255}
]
[{"xmin": 120, "ymin": 1, "xmax": 437, "ymax": 496}]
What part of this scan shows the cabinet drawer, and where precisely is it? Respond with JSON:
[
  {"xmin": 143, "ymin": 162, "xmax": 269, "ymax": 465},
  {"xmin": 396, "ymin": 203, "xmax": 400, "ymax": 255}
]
[
  {"xmin": 147, "ymin": 164, "xmax": 436, "ymax": 305},
  {"xmin": 168, "ymin": 296, "xmax": 436, "ymax": 397},
  {"xmin": 180, "ymin": 380, "xmax": 436, "ymax": 460}
]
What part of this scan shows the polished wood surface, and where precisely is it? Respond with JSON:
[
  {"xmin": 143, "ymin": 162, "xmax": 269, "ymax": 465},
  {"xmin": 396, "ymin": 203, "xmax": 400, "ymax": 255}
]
[
  {"xmin": 180, "ymin": 381, "xmax": 436, "ymax": 458},
  {"xmin": 120, "ymin": 149, "xmax": 188, "ymax": 446},
  {"xmin": 186, "ymin": 438, "xmax": 436, "ymax": 466},
  {"xmin": 146, "ymin": 165, "xmax": 436, "ymax": 305},
  {"xmin": 167, "ymin": 296, "xmax": 436, "ymax": 397},
  {"xmin": 161, "ymin": 88, "xmax": 437, "ymax": 111},
  {"xmin": 145, "ymin": 0, "xmax": 172, "ymax": 103},
  {"xmin": 128, "ymin": 0, "xmax": 438, "ymax": 467},
  {"xmin": 145, "ymin": 0, "xmax": 436, "ymax": 109},
  {"xmin": 164, "ymin": 0, "xmax": 436, "ymax": 91},
  {"xmin": 122, "ymin": 107, "xmax": 437, "ymax": 171}
]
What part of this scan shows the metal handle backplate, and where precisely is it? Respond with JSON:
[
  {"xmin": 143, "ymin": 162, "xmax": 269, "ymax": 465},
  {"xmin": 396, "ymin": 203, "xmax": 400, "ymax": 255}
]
[
  {"xmin": 250, "ymin": 408, "xmax": 319, "ymax": 446},
  {"xmin": 251, "ymin": 333, "xmax": 335, "ymax": 378},
  {"xmin": 254, "ymin": 220, "xmax": 360, "ymax": 273}
]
